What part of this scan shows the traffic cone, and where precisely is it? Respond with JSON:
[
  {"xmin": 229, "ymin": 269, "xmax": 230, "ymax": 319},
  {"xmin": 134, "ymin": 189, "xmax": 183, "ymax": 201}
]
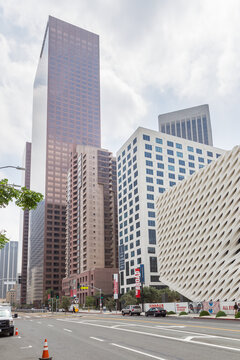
[
  {"xmin": 39, "ymin": 338, "xmax": 52, "ymax": 360},
  {"xmin": 15, "ymin": 328, "xmax": 19, "ymax": 336}
]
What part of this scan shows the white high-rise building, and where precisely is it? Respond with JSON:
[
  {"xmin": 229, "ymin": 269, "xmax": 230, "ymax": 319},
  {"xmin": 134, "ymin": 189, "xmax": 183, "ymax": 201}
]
[{"xmin": 116, "ymin": 127, "xmax": 225, "ymax": 294}]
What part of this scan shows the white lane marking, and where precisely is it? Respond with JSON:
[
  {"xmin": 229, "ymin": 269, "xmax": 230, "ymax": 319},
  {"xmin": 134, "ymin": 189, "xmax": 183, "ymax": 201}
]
[
  {"xmin": 20, "ymin": 345, "xmax": 32, "ymax": 349},
  {"xmin": 37, "ymin": 321, "xmax": 42, "ymax": 324},
  {"xmin": 48, "ymin": 324, "xmax": 54, "ymax": 327},
  {"xmin": 64, "ymin": 328, "xmax": 72, "ymax": 333},
  {"xmin": 25, "ymin": 316, "xmax": 30, "ymax": 318},
  {"xmin": 90, "ymin": 336, "xmax": 104, "ymax": 342},
  {"xmin": 57, "ymin": 319, "xmax": 240, "ymax": 352},
  {"xmin": 156, "ymin": 325, "xmax": 186, "ymax": 329},
  {"xmin": 29, "ymin": 320, "xmax": 33, "ymax": 322},
  {"xmin": 111, "ymin": 343, "xmax": 167, "ymax": 360}
]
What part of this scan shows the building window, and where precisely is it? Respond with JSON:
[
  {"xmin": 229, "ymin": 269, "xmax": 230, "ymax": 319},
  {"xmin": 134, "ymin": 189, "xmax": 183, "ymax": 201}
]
[
  {"xmin": 177, "ymin": 152, "xmax": 183, "ymax": 158},
  {"xmin": 146, "ymin": 160, "xmax": 153, "ymax": 167},
  {"xmin": 148, "ymin": 247, "xmax": 155, "ymax": 254},
  {"xmin": 145, "ymin": 144, "xmax": 152, "ymax": 150},
  {"xmin": 156, "ymin": 138, "xmax": 163, "ymax": 144},
  {"xmin": 148, "ymin": 220, "xmax": 155, "ymax": 226},
  {"xmin": 168, "ymin": 165, "xmax": 175, "ymax": 171},
  {"xmin": 156, "ymin": 154, "xmax": 163, "ymax": 161},
  {"xmin": 156, "ymin": 179, "xmax": 163, "ymax": 185},
  {"xmin": 133, "ymin": 137, "xmax": 137, "ymax": 145},
  {"xmin": 168, "ymin": 173, "xmax": 175, "ymax": 179},
  {"xmin": 148, "ymin": 211, "xmax": 155, "ymax": 218},
  {"xmin": 168, "ymin": 157, "xmax": 175, "ymax": 163},
  {"xmin": 148, "ymin": 229, "xmax": 156, "ymax": 244},
  {"xmin": 198, "ymin": 157, "xmax": 204, "ymax": 163},
  {"xmin": 146, "ymin": 177, "xmax": 153, "ymax": 183},
  {"xmin": 169, "ymin": 181, "xmax": 176, "ymax": 187},
  {"xmin": 159, "ymin": 187, "xmax": 165, "ymax": 193},
  {"xmin": 143, "ymin": 134, "xmax": 150, "ymax": 141},
  {"xmin": 147, "ymin": 194, "xmax": 154, "ymax": 200},
  {"xmin": 144, "ymin": 152, "xmax": 152, "ymax": 158},
  {"xmin": 146, "ymin": 168, "xmax": 153, "ymax": 175},
  {"xmin": 187, "ymin": 146, "xmax": 194, "ymax": 152},
  {"xmin": 207, "ymin": 151, "xmax": 213, "ymax": 157},
  {"xmin": 176, "ymin": 143, "xmax": 182, "ymax": 149},
  {"xmin": 188, "ymin": 162, "xmax": 195, "ymax": 168},
  {"xmin": 155, "ymin": 146, "xmax": 162, "ymax": 153},
  {"xmin": 147, "ymin": 202, "xmax": 155, "ymax": 209},
  {"xmin": 147, "ymin": 185, "xmax": 154, "ymax": 192},
  {"xmin": 150, "ymin": 257, "xmax": 158, "ymax": 272},
  {"xmin": 167, "ymin": 149, "xmax": 174, "ymax": 156},
  {"xmin": 167, "ymin": 141, "xmax": 174, "ymax": 147},
  {"xmin": 196, "ymin": 148, "xmax": 202, "ymax": 154}
]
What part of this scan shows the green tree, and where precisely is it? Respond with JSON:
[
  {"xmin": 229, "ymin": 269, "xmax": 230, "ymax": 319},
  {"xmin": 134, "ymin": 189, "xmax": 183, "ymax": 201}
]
[
  {"xmin": 105, "ymin": 297, "xmax": 116, "ymax": 311},
  {"xmin": 85, "ymin": 296, "xmax": 95, "ymax": 308},
  {"xmin": 120, "ymin": 290, "xmax": 137, "ymax": 306},
  {"xmin": 61, "ymin": 296, "xmax": 71, "ymax": 312},
  {"xmin": 0, "ymin": 178, "xmax": 43, "ymax": 248}
]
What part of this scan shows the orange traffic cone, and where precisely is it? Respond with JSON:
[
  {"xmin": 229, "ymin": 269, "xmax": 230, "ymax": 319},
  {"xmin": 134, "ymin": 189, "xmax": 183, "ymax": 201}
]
[
  {"xmin": 39, "ymin": 338, "xmax": 52, "ymax": 360},
  {"xmin": 15, "ymin": 328, "xmax": 19, "ymax": 336}
]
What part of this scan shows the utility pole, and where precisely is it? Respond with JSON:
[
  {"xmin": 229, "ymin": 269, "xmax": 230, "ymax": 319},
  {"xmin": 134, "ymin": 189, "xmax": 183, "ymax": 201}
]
[{"xmin": 91, "ymin": 285, "xmax": 102, "ymax": 313}]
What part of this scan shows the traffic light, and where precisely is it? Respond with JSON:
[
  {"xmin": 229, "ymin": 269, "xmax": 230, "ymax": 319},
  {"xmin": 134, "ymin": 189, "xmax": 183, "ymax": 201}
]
[
  {"xmin": 56, "ymin": 295, "xmax": 59, "ymax": 299},
  {"xmin": 77, "ymin": 283, "xmax": 80, "ymax": 289},
  {"xmin": 50, "ymin": 290, "xmax": 54, "ymax": 298}
]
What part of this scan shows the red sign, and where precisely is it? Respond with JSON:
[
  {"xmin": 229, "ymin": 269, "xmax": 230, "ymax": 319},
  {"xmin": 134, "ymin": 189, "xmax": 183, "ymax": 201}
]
[
  {"xmin": 113, "ymin": 274, "xmax": 118, "ymax": 299},
  {"xmin": 135, "ymin": 268, "xmax": 141, "ymax": 298},
  {"xmin": 70, "ymin": 289, "xmax": 73, "ymax": 297},
  {"xmin": 48, "ymin": 294, "xmax": 50, "ymax": 300}
]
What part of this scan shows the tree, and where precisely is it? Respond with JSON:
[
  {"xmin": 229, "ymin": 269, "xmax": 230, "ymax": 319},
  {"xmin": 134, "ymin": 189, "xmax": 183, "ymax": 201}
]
[
  {"xmin": 120, "ymin": 290, "xmax": 137, "ymax": 306},
  {"xmin": 85, "ymin": 296, "xmax": 95, "ymax": 308},
  {"xmin": 0, "ymin": 178, "xmax": 43, "ymax": 248},
  {"xmin": 61, "ymin": 296, "xmax": 71, "ymax": 312},
  {"xmin": 105, "ymin": 297, "xmax": 116, "ymax": 311}
]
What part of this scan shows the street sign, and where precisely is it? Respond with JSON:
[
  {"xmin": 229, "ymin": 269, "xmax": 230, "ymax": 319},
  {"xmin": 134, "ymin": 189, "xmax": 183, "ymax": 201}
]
[{"xmin": 80, "ymin": 286, "xmax": 88, "ymax": 290}]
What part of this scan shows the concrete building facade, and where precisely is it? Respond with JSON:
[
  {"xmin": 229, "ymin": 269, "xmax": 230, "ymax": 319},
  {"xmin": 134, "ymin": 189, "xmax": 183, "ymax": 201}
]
[
  {"xmin": 156, "ymin": 146, "xmax": 240, "ymax": 301},
  {"xmin": 158, "ymin": 105, "xmax": 213, "ymax": 146},
  {"xmin": 27, "ymin": 16, "xmax": 101, "ymax": 303},
  {"xmin": 62, "ymin": 146, "xmax": 118, "ymax": 304},
  {"xmin": 117, "ymin": 127, "xmax": 225, "ymax": 294}
]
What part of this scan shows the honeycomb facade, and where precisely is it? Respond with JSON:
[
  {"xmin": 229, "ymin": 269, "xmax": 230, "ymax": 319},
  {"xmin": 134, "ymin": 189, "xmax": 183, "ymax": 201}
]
[{"xmin": 156, "ymin": 146, "xmax": 240, "ymax": 301}]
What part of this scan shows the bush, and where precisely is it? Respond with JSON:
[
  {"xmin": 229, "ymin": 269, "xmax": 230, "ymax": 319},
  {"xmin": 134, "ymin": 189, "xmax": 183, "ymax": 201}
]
[
  {"xmin": 167, "ymin": 311, "xmax": 176, "ymax": 315},
  {"xmin": 179, "ymin": 311, "xmax": 188, "ymax": 316},
  {"xmin": 199, "ymin": 310, "xmax": 210, "ymax": 316},
  {"xmin": 235, "ymin": 311, "xmax": 240, "ymax": 319},
  {"xmin": 216, "ymin": 311, "xmax": 227, "ymax": 318}
]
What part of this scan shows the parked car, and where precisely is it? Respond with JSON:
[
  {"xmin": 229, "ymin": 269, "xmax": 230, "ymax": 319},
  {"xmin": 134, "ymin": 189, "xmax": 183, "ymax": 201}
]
[
  {"xmin": 122, "ymin": 305, "xmax": 141, "ymax": 316},
  {"xmin": 145, "ymin": 307, "xmax": 167, "ymax": 317},
  {"xmin": 0, "ymin": 305, "xmax": 15, "ymax": 336}
]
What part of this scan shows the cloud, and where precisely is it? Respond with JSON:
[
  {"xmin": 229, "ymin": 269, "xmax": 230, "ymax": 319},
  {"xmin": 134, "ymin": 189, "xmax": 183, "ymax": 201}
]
[{"xmin": 0, "ymin": 0, "xmax": 240, "ymax": 245}]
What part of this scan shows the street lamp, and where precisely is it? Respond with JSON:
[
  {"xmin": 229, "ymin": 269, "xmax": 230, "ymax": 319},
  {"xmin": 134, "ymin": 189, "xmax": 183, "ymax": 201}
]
[
  {"xmin": 0, "ymin": 166, "xmax": 25, "ymax": 170},
  {"xmin": 91, "ymin": 285, "xmax": 103, "ymax": 313}
]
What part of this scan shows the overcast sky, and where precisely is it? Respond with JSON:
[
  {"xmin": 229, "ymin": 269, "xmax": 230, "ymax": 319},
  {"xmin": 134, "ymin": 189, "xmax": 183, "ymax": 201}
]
[{"xmin": 0, "ymin": 0, "xmax": 240, "ymax": 255}]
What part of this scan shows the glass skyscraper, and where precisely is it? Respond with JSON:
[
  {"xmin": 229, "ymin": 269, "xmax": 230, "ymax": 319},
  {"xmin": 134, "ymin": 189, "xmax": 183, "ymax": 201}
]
[
  {"xmin": 158, "ymin": 104, "xmax": 213, "ymax": 146},
  {"xmin": 27, "ymin": 16, "xmax": 101, "ymax": 303},
  {"xmin": 0, "ymin": 242, "xmax": 18, "ymax": 299}
]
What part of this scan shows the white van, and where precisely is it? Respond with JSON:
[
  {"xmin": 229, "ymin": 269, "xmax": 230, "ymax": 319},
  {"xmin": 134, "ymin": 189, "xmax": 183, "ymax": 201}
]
[{"xmin": 0, "ymin": 305, "xmax": 15, "ymax": 336}]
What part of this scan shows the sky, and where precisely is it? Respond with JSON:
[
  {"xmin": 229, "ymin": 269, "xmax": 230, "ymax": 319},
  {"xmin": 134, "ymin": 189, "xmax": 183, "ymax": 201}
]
[{"xmin": 0, "ymin": 0, "xmax": 240, "ymax": 256}]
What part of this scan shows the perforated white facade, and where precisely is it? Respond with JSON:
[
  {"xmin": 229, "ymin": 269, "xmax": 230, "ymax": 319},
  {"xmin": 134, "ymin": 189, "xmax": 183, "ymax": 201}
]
[{"xmin": 156, "ymin": 146, "xmax": 240, "ymax": 301}]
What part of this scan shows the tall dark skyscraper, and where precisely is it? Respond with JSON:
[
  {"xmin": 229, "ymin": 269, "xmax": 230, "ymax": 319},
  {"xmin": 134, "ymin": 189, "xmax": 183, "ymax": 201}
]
[
  {"xmin": 20, "ymin": 142, "xmax": 31, "ymax": 304},
  {"xmin": 158, "ymin": 105, "xmax": 213, "ymax": 146},
  {"xmin": 27, "ymin": 16, "xmax": 101, "ymax": 303},
  {"xmin": 0, "ymin": 242, "xmax": 18, "ymax": 299}
]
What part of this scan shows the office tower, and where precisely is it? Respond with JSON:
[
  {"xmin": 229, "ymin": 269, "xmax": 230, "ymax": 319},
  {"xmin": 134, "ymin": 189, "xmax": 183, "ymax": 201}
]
[
  {"xmin": 62, "ymin": 146, "xmax": 118, "ymax": 304},
  {"xmin": 20, "ymin": 142, "xmax": 31, "ymax": 304},
  {"xmin": 158, "ymin": 105, "xmax": 213, "ymax": 146},
  {"xmin": 116, "ymin": 127, "xmax": 225, "ymax": 294},
  {"xmin": 27, "ymin": 16, "xmax": 101, "ymax": 304},
  {"xmin": 0, "ymin": 242, "xmax": 18, "ymax": 300},
  {"xmin": 157, "ymin": 146, "xmax": 240, "ymax": 301}
]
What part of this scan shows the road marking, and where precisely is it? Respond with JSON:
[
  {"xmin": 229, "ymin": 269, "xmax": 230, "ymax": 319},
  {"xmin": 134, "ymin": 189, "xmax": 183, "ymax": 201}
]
[
  {"xmin": 37, "ymin": 321, "xmax": 42, "ymax": 324},
  {"xmin": 111, "ymin": 343, "xmax": 167, "ymax": 360},
  {"xmin": 81, "ymin": 316, "xmax": 240, "ymax": 333},
  {"xmin": 58, "ymin": 319, "xmax": 240, "ymax": 352},
  {"xmin": 48, "ymin": 324, "xmax": 54, "ymax": 327},
  {"xmin": 64, "ymin": 328, "xmax": 72, "ymax": 332},
  {"xmin": 20, "ymin": 345, "xmax": 32, "ymax": 349},
  {"xmin": 90, "ymin": 336, "xmax": 104, "ymax": 342},
  {"xmin": 29, "ymin": 319, "xmax": 33, "ymax": 322}
]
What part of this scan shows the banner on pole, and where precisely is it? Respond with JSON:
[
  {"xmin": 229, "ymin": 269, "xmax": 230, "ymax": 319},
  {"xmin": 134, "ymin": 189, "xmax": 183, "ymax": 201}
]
[
  {"xmin": 135, "ymin": 268, "xmax": 141, "ymax": 298},
  {"xmin": 113, "ymin": 273, "xmax": 118, "ymax": 299}
]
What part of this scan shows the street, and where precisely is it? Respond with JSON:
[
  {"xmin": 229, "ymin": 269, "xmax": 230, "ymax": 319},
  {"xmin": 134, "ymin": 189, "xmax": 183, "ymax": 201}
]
[{"xmin": 1, "ymin": 313, "xmax": 240, "ymax": 359}]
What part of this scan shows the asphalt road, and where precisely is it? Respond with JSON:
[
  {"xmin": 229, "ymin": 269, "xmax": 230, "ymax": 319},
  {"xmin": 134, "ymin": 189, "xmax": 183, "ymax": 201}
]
[{"xmin": 1, "ymin": 313, "xmax": 240, "ymax": 360}]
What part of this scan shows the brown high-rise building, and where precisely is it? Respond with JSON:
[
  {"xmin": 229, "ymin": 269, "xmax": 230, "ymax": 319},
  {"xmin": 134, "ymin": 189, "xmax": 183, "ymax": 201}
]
[
  {"xmin": 20, "ymin": 142, "xmax": 31, "ymax": 304},
  {"xmin": 62, "ymin": 146, "xmax": 118, "ymax": 305},
  {"xmin": 27, "ymin": 16, "xmax": 101, "ymax": 304}
]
